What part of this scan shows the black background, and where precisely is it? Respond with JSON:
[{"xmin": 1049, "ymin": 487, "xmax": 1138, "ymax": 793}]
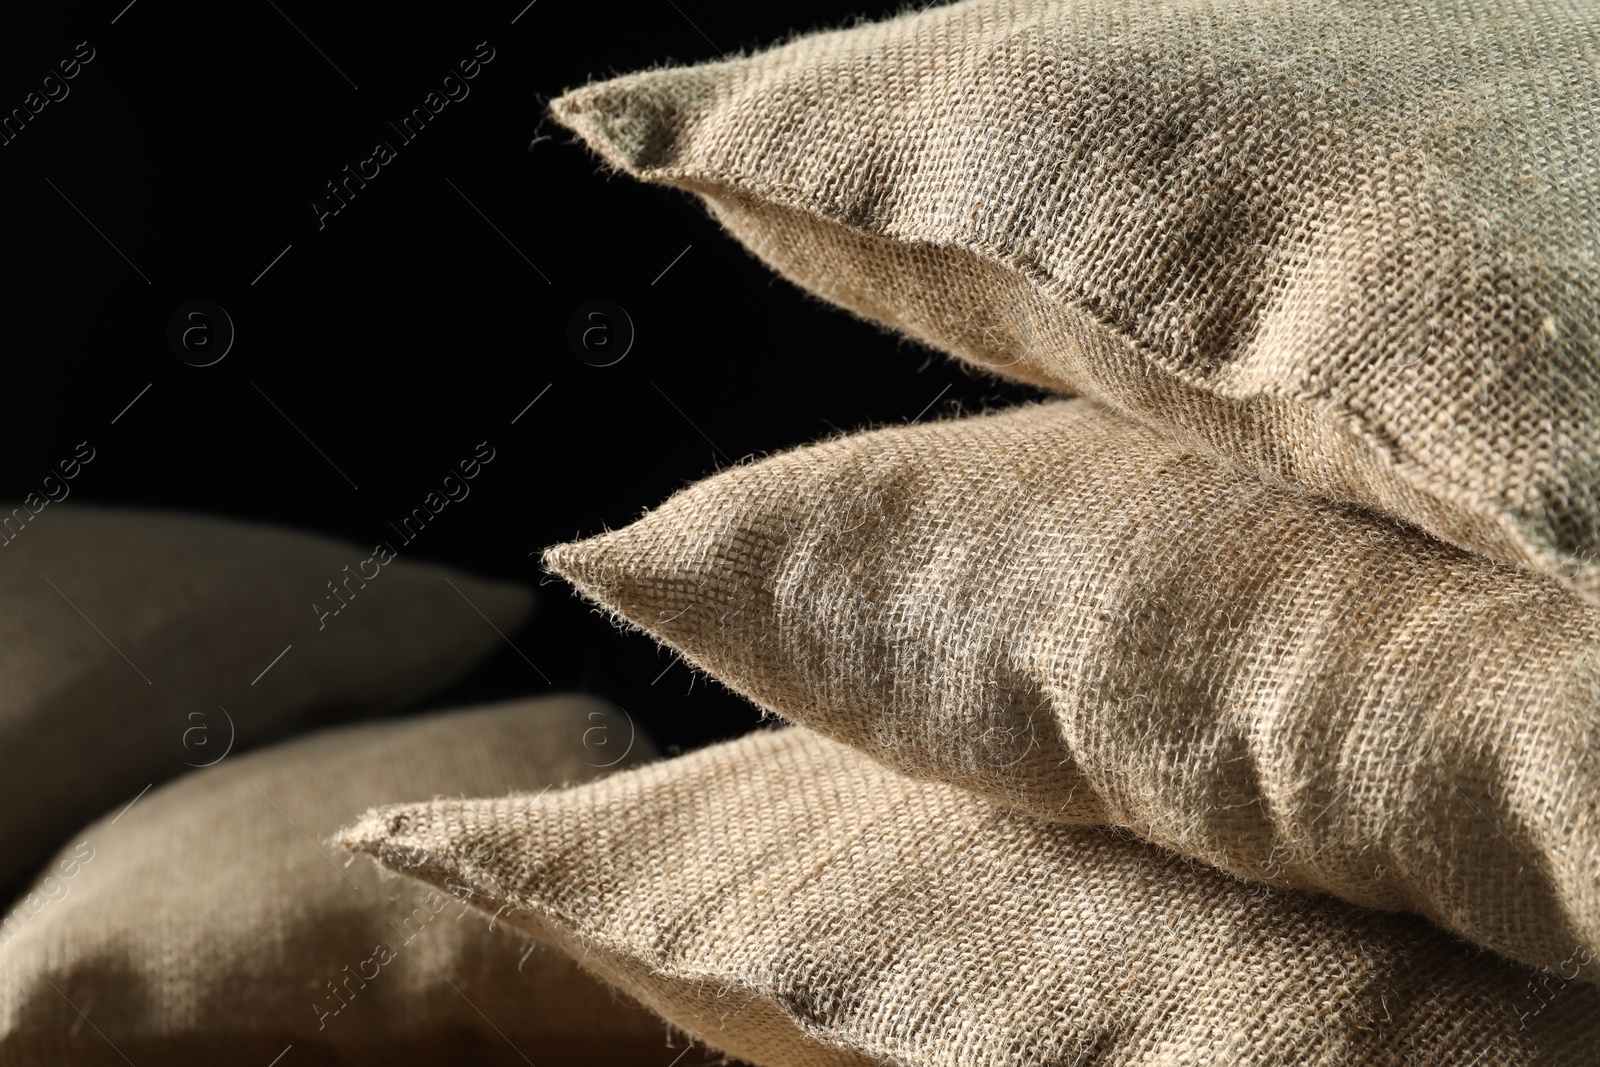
[{"xmin": 0, "ymin": 0, "xmax": 1038, "ymax": 755}]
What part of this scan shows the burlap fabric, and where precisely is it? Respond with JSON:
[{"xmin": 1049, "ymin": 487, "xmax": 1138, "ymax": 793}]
[
  {"xmin": 340, "ymin": 726, "xmax": 1600, "ymax": 1066},
  {"xmin": 551, "ymin": 0, "xmax": 1600, "ymax": 603},
  {"xmin": 0, "ymin": 696, "xmax": 688, "ymax": 1066},
  {"xmin": 545, "ymin": 399, "xmax": 1600, "ymax": 978},
  {"xmin": 0, "ymin": 505, "xmax": 528, "ymax": 893}
]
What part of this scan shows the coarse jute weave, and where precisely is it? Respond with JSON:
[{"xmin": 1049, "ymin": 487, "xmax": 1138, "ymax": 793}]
[
  {"xmin": 545, "ymin": 399, "xmax": 1600, "ymax": 979},
  {"xmin": 339, "ymin": 726, "xmax": 1600, "ymax": 1066},
  {"xmin": 551, "ymin": 0, "xmax": 1600, "ymax": 603},
  {"xmin": 0, "ymin": 505, "xmax": 529, "ymax": 895},
  {"xmin": 0, "ymin": 696, "xmax": 691, "ymax": 1067}
]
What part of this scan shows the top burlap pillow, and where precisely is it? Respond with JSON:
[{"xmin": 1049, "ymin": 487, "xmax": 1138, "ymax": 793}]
[
  {"xmin": 0, "ymin": 505, "xmax": 529, "ymax": 894},
  {"xmin": 551, "ymin": 0, "xmax": 1600, "ymax": 602}
]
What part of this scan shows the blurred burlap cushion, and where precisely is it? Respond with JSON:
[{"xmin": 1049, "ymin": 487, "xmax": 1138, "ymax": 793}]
[
  {"xmin": 551, "ymin": 0, "xmax": 1600, "ymax": 603},
  {"xmin": 545, "ymin": 400, "xmax": 1600, "ymax": 978},
  {"xmin": 339, "ymin": 727, "xmax": 1600, "ymax": 1067},
  {"xmin": 0, "ymin": 696, "xmax": 684, "ymax": 1067},
  {"xmin": 0, "ymin": 505, "xmax": 529, "ymax": 892}
]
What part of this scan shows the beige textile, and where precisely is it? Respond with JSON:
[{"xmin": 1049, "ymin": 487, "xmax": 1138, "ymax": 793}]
[
  {"xmin": 0, "ymin": 505, "xmax": 529, "ymax": 890},
  {"xmin": 552, "ymin": 0, "xmax": 1600, "ymax": 603},
  {"xmin": 546, "ymin": 399, "xmax": 1600, "ymax": 977},
  {"xmin": 341, "ymin": 726, "xmax": 1600, "ymax": 1067},
  {"xmin": 0, "ymin": 696, "xmax": 683, "ymax": 1066}
]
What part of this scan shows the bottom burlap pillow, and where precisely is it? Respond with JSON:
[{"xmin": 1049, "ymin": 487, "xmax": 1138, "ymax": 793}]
[
  {"xmin": 338, "ymin": 727, "xmax": 1600, "ymax": 1067},
  {"xmin": 0, "ymin": 696, "xmax": 706, "ymax": 1067}
]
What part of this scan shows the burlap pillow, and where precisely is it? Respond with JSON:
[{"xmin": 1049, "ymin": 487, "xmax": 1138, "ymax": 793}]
[
  {"xmin": 550, "ymin": 0, "xmax": 1600, "ymax": 603},
  {"xmin": 0, "ymin": 505, "xmax": 528, "ymax": 893},
  {"xmin": 0, "ymin": 695, "xmax": 697, "ymax": 1066},
  {"xmin": 339, "ymin": 726, "xmax": 1600, "ymax": 1066},
  {"xmin": 544, "ymin": 399, "xmax": 1600, "ymax": 979}
]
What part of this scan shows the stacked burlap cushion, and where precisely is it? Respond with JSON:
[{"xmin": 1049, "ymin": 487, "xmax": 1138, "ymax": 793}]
[
  {"xmin": 321, "ymin": 0, "xmax": 1600, "ymax": 1061},
  {"xmin": 550, "ymin": 0, "xmax": 1600, "ymax": 605},
  {"xmin": 340, "ymin": 726, "xmax": 1600, "ymax": 1066},
  {"xmin": 0, "ymin": 696, "xmax": 686, "ymax": 1067},
  {"xmin": 543, "ymin": 398, "xmax": 1600, "ymax": 978},
  {"xmin": 0, "ymin": 505, "xmax": 529, "ymax": 893}
]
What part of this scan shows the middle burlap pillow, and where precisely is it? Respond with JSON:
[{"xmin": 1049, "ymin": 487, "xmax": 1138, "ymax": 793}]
[{"xmin": 546, "ymin": 398, "xmax": 1600, "ymax": 979}]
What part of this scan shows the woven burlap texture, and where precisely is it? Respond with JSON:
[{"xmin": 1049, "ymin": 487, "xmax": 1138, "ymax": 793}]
[
  {"xmin": 0, "ymin": 506, "xmax": 529, "ymax": 896},
  {"xmin": 545, "ymin": 399, "xmax": 1600, "ymax": 979},
  {"xmin": 0, "ymin": 696, "xmax": 680, "ymax": 1067},
  {"xmin": 551, "ymin": 0, "xmax": 1600, "ymax": 604},
  {"xmin": 340, "ymin": 726, "xmax": 1600, "ymax": 1067}
]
